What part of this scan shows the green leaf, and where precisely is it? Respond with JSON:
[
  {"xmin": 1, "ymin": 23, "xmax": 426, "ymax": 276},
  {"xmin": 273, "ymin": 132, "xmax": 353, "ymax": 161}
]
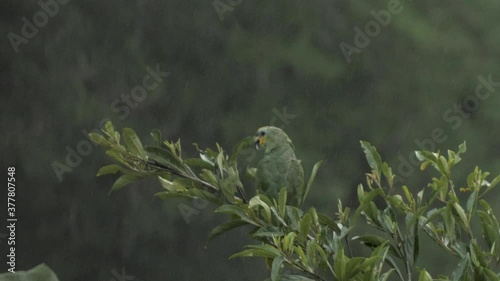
[
  {"xmin": 333, "ymin": 248, "xmax": 347, "ymax": 280},
  {"xmin": 458, "ymin": 142, "xmax": 466, "ymax": 154},
  {"xmin": 347, "ymin": 256, "xmax": 380, "ymax": 279},
  {"xmin": 208, "ymin": 220, "xmax": 247, "ymax": 241},
  {"xmin": 419, "ymin": 160, "xmax": 432, "ymax": 171},
  {"xmin": 271, "ymin": 256, "xmax": 284, "ymax": 281},
  {"xmin": 218, "ymin": 168, "xmax": 240, "ymax": 203},
  {"xmin": 402, "ymin": 186, "xmax": 415, "ymax": 208},
  {"xmin": 305, "ymin": 241, "xmax": 319, "ymax": 270},
  {"xmin": 88, "ymin": 132, "xmax": 108, "ymax": 146},
  {"xmin": 353, "ymin": 235, "xmax": 387, "ymax": 248},
  {"xmin": 418, "ymin": 269, "xmax": 433, "ymax": 281},
  {"xmin": 299, "ymin": 214, "xmax": 312, "ymax": 241},
  {"xmin": 96, "ymin": 164, "xmax": 127, "ymax": 176},
  {"xmin": 105, "ymin": 149, "xmax": 127, "ymax": 165},
  {"xmin": 155, "ymin": 188, "xmax": 220, "ymax": 204},
  {"xmin": 295, "ymin": 245, "xmax": 309, "ymax": 269},
  {"xmin": 354, "ymin": 188, "xmax": 383, "ymax": 225},
  {"xmin": 164, "ymin": 139, "xmax": 182, "ymax": 158},
  {"xmin": 109, "ymin": 172, "xmax": 146, "ymax": 194},
  {"xmin": 470, "ymin": 240, "xmax": 488, "ymax": 267},
  {"xmin": 417, "ymin": 189, "xmax": 424, "ymax": 207},
  {"xmin": 158, "ymin": 176, "xmax": 186, "ymax": 192},
  {"xmin": 216, "ymin": 151, "xmax": 224, "ymax": 177},
  {"xmin": 184, "ymin": 158, "xmax": 214, "ymax": 170},
  {"xmin": 249, "ymin": 196, "xmax": 272, "ymax": 223},
  {"xmin": 354, "ymin": 235, "xmax": 401, "ymax": 260},
  {"xmin": 302, "ymin": 160, "xmax": 323, "ymax": 205},
  {"xmin": 437, "ymin": 155, "xmax": 450, "ymax": 178},
  {"xmin": 215, "ymin": 205, "xmax": 258, "ymax": 226},
  {"xmin": 452, "ymin": 202, "xmax": 469, "ymax": 231},
  {"xmin": 415, "ymin": 150, "xmax": 437, "ymax": 162},
  {"xmin": 104, "ymin": 121, "xmax": 115, "ymax": 135},
  {"xmin": 447, "ymin": 150, "xmax": 457, "ymax": 166},
  {"xmin": 246, "ymin": 167, "xmax": 257, "ymax": 182},
  {"xmin": 364, "ymin": 201, "xmax": 381, "ymax": 228},
  {"xmin": 381, "ymin": 162, "xmax": 395, "ymax": 188},
  {"xmin": 191, "ymin": 188, "xmax": 221, "ymax": 204},
  {"xmin": 387, "ymin": 194, "xmax": 406, "ymax": 212},
  {"xmin": 477, "ymin": 204, "xmax": 500, "ymax": 253},
  {"xmin": 278, "ymin": 187, "xmax": 287, "ymax": 217},
  {"xmin": 379, "ymin": 269, "xmax": 395, "ymax": 281},
  {"xmin": 150, "ymin": 129, "xmax": 162, "ymax": 146},
  {"xmin": 318, "ymin": 212, "xmax": 341, "ymax": 232},
  {"xmin": 280, "ymin": 275, "xmax": 315, "ymax": 281},
  {"xmin": 466, "ymin": 191, "xmax": 478, "ymax": 215},
  {"xmin": 482, "ymin": 268, "xmax": 499, "ymax": 281},
  {"xmin": 379, "ymin": 211, "xmax": 395, "ymax": 235},
  {"xmin": 367, "ymin": 244, "xmax": 392, "ymax": 280},
  {"xmin": 123, "ymin": 128, "xmax": 146, "ymax": 159},
  {"xmin": 384, "ymin": 255, "xmax": 404, "ymax": 281},
  {"xmin": 359, "ymin": 256, "xmax": 381, "ymax": 271},
  {"xmin": 155, "ymin": 191, "xmax": 197, "ymax": 200},
  {"xmin": 307, "ymin": 207, "xmax": 320, "ymax": 230},
  {"xmin": 174, "ymin": 178, "xmax": 200, "ymax": 189},
  {"xmin": 200, "ymin": 169, "xmax": 218, "ymax": 187},
  {"xmin": 282, "ymin": 232, "xmax": 297, "ymax": 253},
  {"xmin": 361, "ymin": 188, "xmax": 383, "ymax": 206},
  {"xmin": 286, "ymin": 206, "xmax": 303, "ymax": 231},
  {"xmin": 360, "ymin": 141, "xmax": 383, "ymax": 179},
  {"xmin": 229, "ymin": 245, "xmax": 281, "ymax": 259},
  {"xmin": 253, "ymin": 226, "xmax": 285, "ymax": 238},
  {"xmin": 0, "ymin": 263, "xmax": 60, "ymax": 281},
  {"xmin": 215, "ymin": 204, "xmax": 245, "ymax": 216},
  {"xmin": 145, "ymin": 146, "xmax": 185, "ymax": 172},
  {"xmin": 480, "ymin": 175, "xmax": 500, "ymax": 197},
  {"xmin": 443, "ymin": 205, "xmax": 457, "ymax": 243},
  {"xmin": 404, "ymin": 213, "xmax": 419, "ymax": 266},
  {"xmin": 199, "ymin": 152, "xmax": 214, "ymax": 165},
  {"xmin": 450, "ymin": 256, "xmax": 469, "ymax": 281}
]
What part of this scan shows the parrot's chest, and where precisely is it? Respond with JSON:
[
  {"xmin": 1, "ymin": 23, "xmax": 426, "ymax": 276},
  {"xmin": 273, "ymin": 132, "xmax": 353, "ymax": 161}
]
[
  {"xmin": 258, "ymin": 155, "xmax": 291, "ymax": 186},
  {"xmin": 259, "ymin": 155, "xmax": 289, "ymax": 172}
]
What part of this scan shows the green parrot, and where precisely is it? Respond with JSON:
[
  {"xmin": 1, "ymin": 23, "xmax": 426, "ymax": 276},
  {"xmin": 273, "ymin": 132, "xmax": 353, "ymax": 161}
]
[{"xmin": 254, "ymin": 126, "xmax": 305, "ymax": 206}]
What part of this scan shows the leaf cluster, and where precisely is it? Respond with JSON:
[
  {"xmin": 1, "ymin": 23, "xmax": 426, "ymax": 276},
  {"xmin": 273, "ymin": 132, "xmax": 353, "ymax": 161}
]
[{"xmin": 90, "ymin": 123, "xmax": 500, "ymax": 281}]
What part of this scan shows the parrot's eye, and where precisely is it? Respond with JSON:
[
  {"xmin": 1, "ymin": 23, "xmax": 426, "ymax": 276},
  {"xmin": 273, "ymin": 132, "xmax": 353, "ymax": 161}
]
[{"xmin": 260, "ymin": 131, "xmax": 266, "ymax": 136}]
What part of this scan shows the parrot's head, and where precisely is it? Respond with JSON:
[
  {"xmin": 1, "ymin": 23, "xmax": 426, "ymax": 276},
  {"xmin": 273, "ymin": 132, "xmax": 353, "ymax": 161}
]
[{"xmin": 254, "ymin": 126, "xmax": 294, "ymax": 153}]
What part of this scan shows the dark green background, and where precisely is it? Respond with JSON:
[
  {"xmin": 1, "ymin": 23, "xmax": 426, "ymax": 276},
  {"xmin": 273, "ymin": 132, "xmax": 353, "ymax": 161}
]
[{"xmin": 1, "ymin": 0, "xmax": 499, "ymax": 280}]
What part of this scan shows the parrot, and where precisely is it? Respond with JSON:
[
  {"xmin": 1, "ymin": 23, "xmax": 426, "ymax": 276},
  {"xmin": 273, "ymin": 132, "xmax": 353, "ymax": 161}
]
[{"xmin": 254, "ymin": 126, "xmax": 305, "ymax": 206}]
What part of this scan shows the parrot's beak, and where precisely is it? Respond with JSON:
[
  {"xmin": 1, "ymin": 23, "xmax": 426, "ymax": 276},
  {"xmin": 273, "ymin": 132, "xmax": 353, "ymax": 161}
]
[{"xmin": 254, "ymin": 135, "xmax": 267, "ymax": 150}]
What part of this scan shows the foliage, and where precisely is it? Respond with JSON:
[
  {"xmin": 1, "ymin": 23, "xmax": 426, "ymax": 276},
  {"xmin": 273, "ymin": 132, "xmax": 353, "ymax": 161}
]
[
  {"xmin": 90, "ymin": 122, "xmax": 500, "ymax": 281},
  {"xmin": 4, "ymin": 1, "xmax": 500, "ymax": 279},
  {"xmin": 0, "ymin": 264, "xmax": 59, "ymax": 281}
]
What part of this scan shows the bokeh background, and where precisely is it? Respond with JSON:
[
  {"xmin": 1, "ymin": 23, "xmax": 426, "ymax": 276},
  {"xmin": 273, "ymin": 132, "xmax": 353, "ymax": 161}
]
[{"xmin": 1, "ymin": 0, "xmax": 500, "ymax": 280}]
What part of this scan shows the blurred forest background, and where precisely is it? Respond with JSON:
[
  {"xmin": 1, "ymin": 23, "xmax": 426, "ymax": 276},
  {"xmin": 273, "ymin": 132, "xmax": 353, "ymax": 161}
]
[{"xmin": 1, "ymin": 0, "xmax": 500, "ymax": 280}]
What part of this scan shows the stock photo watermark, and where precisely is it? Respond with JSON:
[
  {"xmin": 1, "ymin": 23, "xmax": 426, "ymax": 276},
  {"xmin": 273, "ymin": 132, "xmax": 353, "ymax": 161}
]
[
  {"xmin": 7, "ymin": 0, "xmax": 71, "ymax": 54},
  {"xmin": 51, "ymin": 64, "xmax": 169, "ymax": 182},
  {"xmin": 395, "ymin": 74, "xmax": 500, "ymax": 182},
  {"xmin": 178, "ymin": 106, "xmax": 298, "ymax": 224},
  {"xmin": 5, "ymin": 167, "xmax": 17, "ymax": 273},
  {"xmin": 108, "ymin": 268, "xmax": 144, "ymax": 281},
  {"xmin": 340, "ymin": 0, "xmax": 403, "ymax": 64},
  {"xmin": 213, "ymin": 0, "xmax": 243, "ymax": 21}
]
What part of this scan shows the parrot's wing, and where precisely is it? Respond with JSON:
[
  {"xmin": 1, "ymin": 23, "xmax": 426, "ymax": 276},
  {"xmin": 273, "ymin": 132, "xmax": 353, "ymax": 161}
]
[
  {"xmin": 256, "ymin": 155, "xmax": 288, "ymax": 200},
  {"xmin": 256, "ymin": 147, "xmax": 304, "ymax": 206},
  {"xmin": 286, "ymin": 157, "xmax": 304, "ymax": 206},
  {"xmin": 256, "ymin": 157, "xmax": 272, "ymax": 196}
]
